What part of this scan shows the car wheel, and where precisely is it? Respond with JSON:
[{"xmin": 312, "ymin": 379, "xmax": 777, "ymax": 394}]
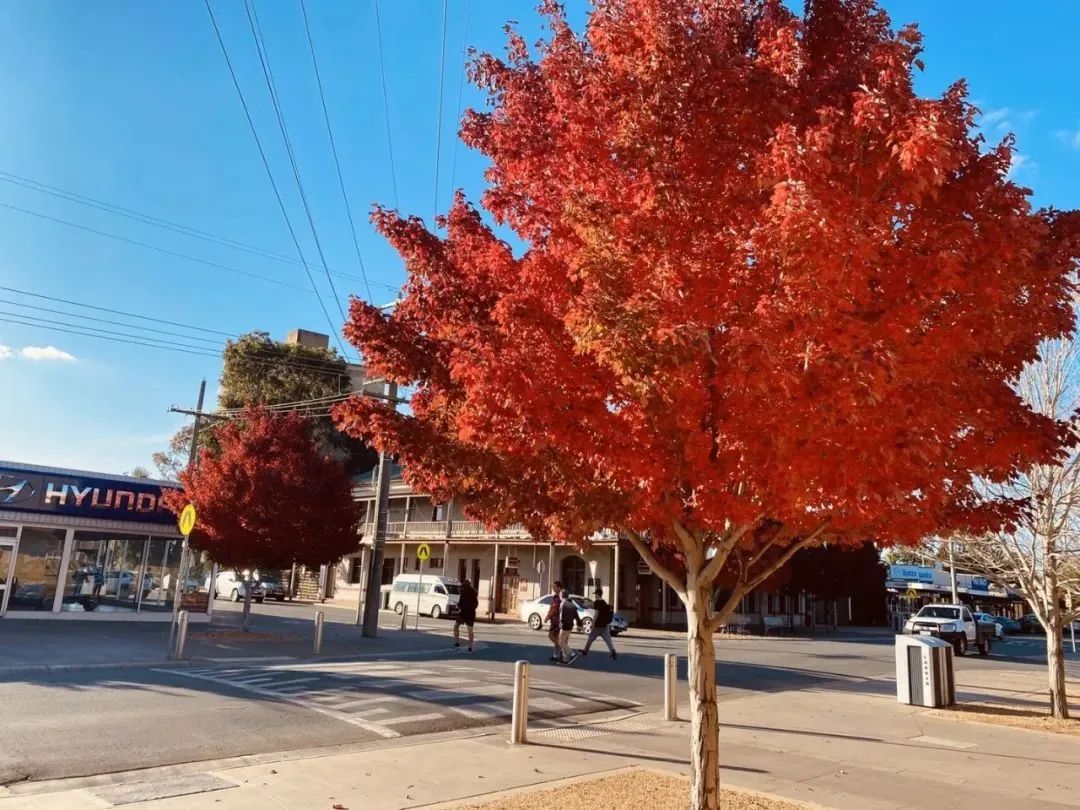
[
  {"xmin": 581, "ymin": 618, "xmax": 594, "ymax": 635},
  {"xmin": 394, "ymin": 601, "xmax": 404, "ymax": 615},
  {"xmin": 231, "ymin": 589, "xmax": 240, "ymax": 602},
  {"xmin": 528, "ymin": 613, "xmax": 543, "ymax": 630},
  {"xmin": 956, "ymin": 636, "xmax": 968, "ymax": 656},
  {"xmin": 276, "ymin": 595, "xmax": 286, "ymax": 601},
  {"xmin": 255, "ymin": 597, "xmax": 264, "ymax": 603},
  {"xmin": 431, "ymin": 605, "xmax": 442, "ymax": 620}
]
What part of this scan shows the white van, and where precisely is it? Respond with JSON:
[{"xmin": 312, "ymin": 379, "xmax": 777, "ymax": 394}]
[{"xmin": 390, "ymin": 574, "xmax": 461, "ymax": 619}]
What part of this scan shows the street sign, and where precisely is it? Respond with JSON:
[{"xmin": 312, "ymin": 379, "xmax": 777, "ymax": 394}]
[
  {"xmin": 417, "ymin": 543, "xmax": 431, "ymax": 561},
  {"xmin": 178, "ymin": 504, "xmax": 197, "ymax": 536}
]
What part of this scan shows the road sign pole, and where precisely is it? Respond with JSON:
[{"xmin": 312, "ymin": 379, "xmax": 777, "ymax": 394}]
[
  {"xmin": 415, "ymin": 561, "xmax": 423, "ymax": 630},
  {"xmin": 168, "ymin": 381, "xmax": 204, "ymax": 659}
]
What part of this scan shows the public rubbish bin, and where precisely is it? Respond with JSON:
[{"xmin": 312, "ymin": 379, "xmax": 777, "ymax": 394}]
[{"xmin": 895, "ymin": 634, "xmax": 954, "ymax": 707}]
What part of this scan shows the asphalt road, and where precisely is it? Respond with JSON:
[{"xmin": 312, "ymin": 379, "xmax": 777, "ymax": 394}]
[{"xmin": 2, "ymin": 600, "xmax": 1072, "ymax": 787}]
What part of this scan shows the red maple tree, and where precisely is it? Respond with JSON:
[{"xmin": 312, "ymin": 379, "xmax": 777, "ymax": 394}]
[
  {"xmin": 164, "ymin": 407, "xmax": 361, "ymax": 574},
  {"xmin": 335, "ymin": 1, "xmax": 1080, "ymax": 805}
]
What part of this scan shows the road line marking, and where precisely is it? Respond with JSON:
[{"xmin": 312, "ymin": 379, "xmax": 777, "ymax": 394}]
[
  {"xmin": 452, "ymin": 702, "xmax": 512, "ymax": 719},
  {"xmin": 380, "ymin": 712, "xmax": 444, "ymax": 726},
  {"xmin": 405, "ymin": 684, "xmax": 514, "ymax": 701},
  {"xmin": 150, "ymin": 669, "xmax": 400, "ymax": 739},
  {"xmin": 262, "ymin": 676, "xmax": 320, "ymax": 689},
  {"xmin": 532, "ymin": 697, "xmax": 575, "ymax": 712},
  {"xmin": 334, "ymin": 695, "xmax": 398, "ymax": 709},
  {"xmin": 206, "ymin": 656, "xmax": 296, "ymax": 663}
]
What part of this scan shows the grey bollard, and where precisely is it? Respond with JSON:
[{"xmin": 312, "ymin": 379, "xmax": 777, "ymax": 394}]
[
  {"xmin": 510, "ymin": 660, "xmax": 530, "ymax": 744},
  {"xmin": 664, "ymin": 653, "xmax": 678, "ymax": 721},
  {"xmin": 175, "ymin": 610, "xmax": 190, "ymax": 660},
  {"xmin": 399, "ymin": 604, "xmax": 409, "ymax": 630},
  {"xmin": 314, "ymin": 610, "xmax": 325, "ymax": 655}
]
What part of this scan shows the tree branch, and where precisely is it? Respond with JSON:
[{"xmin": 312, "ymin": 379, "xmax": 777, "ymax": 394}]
[{"xmin": 623, "ymin": 526, "xmax": 686, "ymax": 601}]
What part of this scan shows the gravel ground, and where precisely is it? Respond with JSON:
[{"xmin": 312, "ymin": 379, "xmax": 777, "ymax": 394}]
[
  {"xmin": 464, "ymin": 769, "xmax": 810, "ymax": 809},
  {"xmin": 930, "ymin": 703, "xmax": 1080, "ymax": 736}
]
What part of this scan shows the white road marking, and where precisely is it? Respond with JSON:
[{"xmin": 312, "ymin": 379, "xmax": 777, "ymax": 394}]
[
  {"xmin": 380, "ymin": 712, "xmax": 445, "ymax": 726},
  {"xmin": 335, "ymin": 695, "xmax": 398, "ymax": 710},
  {"xmin": 262, "ymin": 676, "xmax": 320, "ymax": 689},
  {"xmin": 405, "ymin": 684, "xmax": 514, "ymax": 701},
  {"xmin": 453, "ymin": 702, "xmax": 512, "ymax": 719}
]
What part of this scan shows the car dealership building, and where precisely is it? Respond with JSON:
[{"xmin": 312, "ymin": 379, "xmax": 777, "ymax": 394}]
[{"xmin": 0, "ymin": 460, "xmax": 211, "ymax": 620}]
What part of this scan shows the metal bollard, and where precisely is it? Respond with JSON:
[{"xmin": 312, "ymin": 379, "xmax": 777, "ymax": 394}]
[
  {"xmin": 175, "ymin": 610, "xmax": 190, "ymax": 660},
  {"xmin": 664, "ymin": 653, "xmax": 678, "ymax": 721},
  {"xmin": 399, "ymin": 604, "xmax": 409, "ymax": 630},
  {"xmin": 510, "ymin": 659, "xmax": 530, "ymax": 744},
  {"xmin": 314, "ymin": 610, "xmax": 325, "ymax": 655}
]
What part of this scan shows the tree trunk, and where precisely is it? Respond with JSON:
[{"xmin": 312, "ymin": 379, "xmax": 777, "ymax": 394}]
[
  {"xmin": 1047, "ymin": 605, "xmax": 1070, "ymax": 719},
  {"xmin": 685, "ymin": 585, "xmax": 720, "ymax": 810},
  {"xmin": 242, "ymin": 580, "xmax": 253, "ymax": 633}
]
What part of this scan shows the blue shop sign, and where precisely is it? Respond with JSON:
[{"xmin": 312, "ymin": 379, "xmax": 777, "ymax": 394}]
[
  {"xmin": 969, "ymin": 576, "xmax": 990, "ymax": 591},
  {"xmin": 0, "ymin": 465, "xmax": 178, "ymax": 525},
  {"xmin": 888, "ymin": 564, "xmax": 935, "ymax": 583}
]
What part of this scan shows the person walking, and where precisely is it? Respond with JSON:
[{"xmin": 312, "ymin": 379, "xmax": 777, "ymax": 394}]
[
  {"xmin": 558, "ymin": 588, "xmax": 582, "ymax": 665},
  {"xmin": 545, "ymin": 581, "xmax": 563, "ymax": 662},
  {"xmin": 452, "ymin": 579, "xmax": 479, "ymax": 653},
  {"xmin": 581, "ymin": 588, "xmax": 617, "ymax": 660}
]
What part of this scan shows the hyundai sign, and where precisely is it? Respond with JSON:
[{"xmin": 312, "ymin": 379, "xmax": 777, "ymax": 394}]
[{"xmin": 0, "ymin": 465, "xmax": 178, "ymax": 525}]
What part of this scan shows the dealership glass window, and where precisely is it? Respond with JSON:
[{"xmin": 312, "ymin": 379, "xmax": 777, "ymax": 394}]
[
  {"xmin": 140, "ymin": 535, "xmax": 183, "ymax": 612},
  {"xmin": 62, "ymin": 531, "xmax": 149, "ymax": 613},
  {"xmin": 7, "ymin": 527, "xmax": 66, "ymax": 611}
]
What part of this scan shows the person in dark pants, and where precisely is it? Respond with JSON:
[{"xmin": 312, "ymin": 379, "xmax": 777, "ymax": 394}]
[
  {"xmin": 558, "ymin": 588, "xmax": 582, "ymax": 665},
  {"xmin": 453, "ymin": 579, "xmax": 479, "ymax": 653},
  {"xmin": 545, "ymin": 581, "xmax": 563, "ymax": 661},
  {"xmin": 581, "ymin": 588, "xmax": 617, "ymax": 659}
]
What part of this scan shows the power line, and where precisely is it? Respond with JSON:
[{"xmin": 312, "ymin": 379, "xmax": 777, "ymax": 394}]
[
  {"xmin": 204, "ymin": 0, "xmax": 350, "ymax": 358},
  {"xmin": 0, "ymin": 285, "xmax": 236, "ymax": 337},
  {"xmin": 432, "ymin": 0, "xmax": 449, "ymax": 223},
  {"xmin": 448, "ymin": 0, "xmax": 471, "ymax": 211},
  {"xmin": 0, "ymin": 316, "xmax": 221, "ymax": 358},
  {"xmin": 0, "ymin": 200, "xmax": 312, "ymax": 292},
  {"xmin": 0, "ymin": 309, "xmax": 221, "ymax": 354},
  {"xmin": 0, "ymin": 298, "xmax": 224, "ymax": 345},
  {"xmin": 299, "ymin": 0, "xmax": 374, "ymax": 303},
  {"xmin": 0, "ymin": 170, "xmax": 374, "ymax": 287},
  {"xmin": 372, "ymin": 0, "xmax": 400, "ymax": 210},
  {"xmin": 244, "ymin": 0, "xmax": 350, "ymax": 327}
]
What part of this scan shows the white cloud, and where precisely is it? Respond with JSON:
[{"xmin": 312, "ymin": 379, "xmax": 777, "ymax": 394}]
[
  {"xmin": 1056, "ymin": 129, "xmax": 1080, "ymax": 149},
  {"xmin": 20, "ymin": 345, "xmax": 76, "ymax": 362},
  {"xmin": 980, "ymin": 107, "xmax": 1037, "ymax": 135},
  {"xmin": 1007, "ymin": 152, "xmax": 1037, "ymax": 180},
  {"xmin": 0, "ymin": 344, "xmax": 11, "ymax": 360}
]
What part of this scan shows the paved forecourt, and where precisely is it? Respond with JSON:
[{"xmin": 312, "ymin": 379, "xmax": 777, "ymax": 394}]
[{"xmin": 154, "ymin": 656, "xmax": 640, "ymax": 739}]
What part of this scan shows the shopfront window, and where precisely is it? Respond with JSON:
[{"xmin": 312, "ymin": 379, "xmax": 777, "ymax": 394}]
[
  {"xmin": 8, "ymin": 527, "xmax": 66, "ymax": 611},
  {"xmin": 141, "ymin": 536, "xmax": 183, "ymax": 612},
  {"xmin": 62, "ymin": 532, "xmax": 149, "ymax": 613}
]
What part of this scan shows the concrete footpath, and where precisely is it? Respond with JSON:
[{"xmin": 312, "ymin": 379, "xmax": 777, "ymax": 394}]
[
  {"xmin": 0, "ymin": 610, "xmax": 445, "ymax": 674},
  {"xmin": 3, "ymin": 679, "xmax": 1079, "ymax": 809}
]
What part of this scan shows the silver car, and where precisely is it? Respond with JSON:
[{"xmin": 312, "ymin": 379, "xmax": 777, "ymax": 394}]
[{"xmin": 518, "ymin": 594, "xmax": 628, "ymax": 635}]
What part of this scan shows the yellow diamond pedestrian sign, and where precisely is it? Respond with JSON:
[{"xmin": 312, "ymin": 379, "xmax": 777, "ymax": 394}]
[
  {"xmin": 178, "ymin": 504, "xmax": 197, "ymax": 536},
  {"xmin": 417, "ymin": 543, "xmax": 431, "ymax": 562}
]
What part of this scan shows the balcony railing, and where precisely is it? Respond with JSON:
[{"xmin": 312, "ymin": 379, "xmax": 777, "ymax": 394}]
[{"xmin": 358, "ymin": 520, "xmax": 533, "ymax": 541}]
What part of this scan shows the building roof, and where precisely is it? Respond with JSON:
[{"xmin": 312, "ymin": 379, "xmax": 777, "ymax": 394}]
[{"xmin": 0, "ymin": 459, "xmax": 177, "ymax": 488}]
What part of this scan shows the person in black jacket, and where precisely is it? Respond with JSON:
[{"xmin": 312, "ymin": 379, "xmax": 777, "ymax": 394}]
[
  {"xmin": 453, "ymin": 579, "xmax": 479, "ymax": 653},
  {"xmin": 581, "ymin": 589, "xmax": 617, "ymax": 660}
]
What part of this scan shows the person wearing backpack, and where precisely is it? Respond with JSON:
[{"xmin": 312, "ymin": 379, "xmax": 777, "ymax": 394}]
[
  {"xmin": 557, "ymin": 588, "xmax": 582, "ymax": 665},
  {"xmin": 581, "ymin": 588, "xmax": 617, "ymax": 660}
]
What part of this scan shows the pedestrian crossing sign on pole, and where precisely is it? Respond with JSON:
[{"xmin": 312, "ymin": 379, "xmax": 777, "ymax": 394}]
[
  {"xmin": 178, "ymin": 504, "xmax": 197, "ymax": 537},
  {"xmin": 417, "ymin": 543, "xmax": 431, "ymax": 561}
]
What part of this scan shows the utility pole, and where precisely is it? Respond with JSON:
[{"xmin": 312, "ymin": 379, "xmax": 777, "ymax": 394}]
[
  {"xmin": 361, "ymin": 381, "xmax": 397, "ymax": 638},
  {"xmin": 948, "ymin": 538, "xmax": 959, "ymax": 604},
  {"xmin": 168, "ymin": 379, "xmax": 205, "ymax": 655}
]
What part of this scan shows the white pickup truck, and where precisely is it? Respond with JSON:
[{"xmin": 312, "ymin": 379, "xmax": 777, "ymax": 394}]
[{"xmin": 903, "ymin": 604, "xmax": 995, "ymax": 656}]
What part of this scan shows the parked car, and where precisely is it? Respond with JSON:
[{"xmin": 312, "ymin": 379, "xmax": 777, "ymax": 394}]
[
  {"xmin": 214, "ymin": 570, "xmax": 264, "ymax": 603},
  {"xmin": 1019, "ymin": 614, "xmax": 1045, "ymax": 634},
  {"xmin": 518, "ymin": 593, "xmax": 628, "ymax": 636},
  {"xmin": 257, "ymin": 575, "xmax": 287, "ymax": 601},
  {"xmin": 973, "ymin": 612, "xmax": 1005, "ymax": 641},
  {"xmin": 390, "ymin": 574, "xmax": 461, "ymax": 619},
  {"xmin": 903, "ymin": 603, "xmax": 995, "ymax": 655},
  {"xmin": 992, "ymin": 615, "xmax": 1022, "ymax": 634}
]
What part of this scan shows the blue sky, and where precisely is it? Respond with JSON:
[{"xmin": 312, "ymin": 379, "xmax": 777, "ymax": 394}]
[{"xmin": 0, "ymin": 1, "xmax": 1077, "ymax": 475}]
